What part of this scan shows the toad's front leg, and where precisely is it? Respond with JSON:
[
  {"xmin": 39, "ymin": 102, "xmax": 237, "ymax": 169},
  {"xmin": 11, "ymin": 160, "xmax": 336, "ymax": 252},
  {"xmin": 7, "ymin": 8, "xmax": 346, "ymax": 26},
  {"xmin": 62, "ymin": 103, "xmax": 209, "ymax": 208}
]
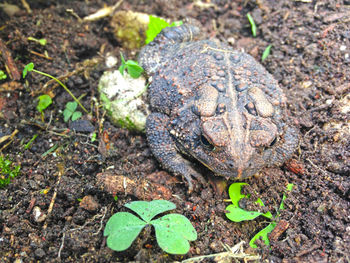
[{"xmin": 146, "ymin": 112, "xmax": 205, "ymax": 192}]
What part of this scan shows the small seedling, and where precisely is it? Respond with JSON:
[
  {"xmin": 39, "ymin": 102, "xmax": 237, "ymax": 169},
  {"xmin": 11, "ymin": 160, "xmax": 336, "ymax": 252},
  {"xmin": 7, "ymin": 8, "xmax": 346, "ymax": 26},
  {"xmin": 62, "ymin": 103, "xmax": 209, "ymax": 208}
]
[
  {"xmin": 104, "ymin": 200, "xmax": 197, "ymax": 255},
  {"xmin": 37, "ymin": 94, "xmax": 52, "ymax": 114},
  {"xmin": 63, "ymin": 101, "xmax": 82, "ymax": 122},
  {"xmin": 262, "ymin": 45, "xmax": 272, "ymax": 62},
  {"xmin": 24, "ymin": 134, "xmax": 38, "ymax": 150},
  {"xmin": 246, "ymin": 13, "xmax": 257, "ymax": 37},
  {"xmin": 90, "ymin": 132, "xmax": 97, "ymax": 142},
  {"xmin": 23, "ymin": 63, "xmax": 88, "ymax": 113},
  {"xmin": 145, "ymin": 15, "xmax": 183, "ymax": 44},
  {"xmin": 0, "ymin": 155, "xmax": 20, "ymax": 188},
  {"xmin": 225, "ymin": 183, "xmax": 294, "ymax": 248},
  {"xmin": 28, "ymin": 36, "xmax": 47, "ymax": 46},
  {"xmin": 119, "ymin": 53, "xmax": 144, "ymax": 78},
  {"xmin": 0, "ymin": 70, "xmax": 7, "ymax": 80}
]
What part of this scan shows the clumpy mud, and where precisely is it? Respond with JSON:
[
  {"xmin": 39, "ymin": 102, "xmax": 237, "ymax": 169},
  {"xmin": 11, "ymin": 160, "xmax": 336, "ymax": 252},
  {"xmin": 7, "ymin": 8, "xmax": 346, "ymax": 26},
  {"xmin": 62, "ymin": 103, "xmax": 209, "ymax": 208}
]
[{"xmin": 0, "ymin": 0, "xmax": 349, "ymax": 262}]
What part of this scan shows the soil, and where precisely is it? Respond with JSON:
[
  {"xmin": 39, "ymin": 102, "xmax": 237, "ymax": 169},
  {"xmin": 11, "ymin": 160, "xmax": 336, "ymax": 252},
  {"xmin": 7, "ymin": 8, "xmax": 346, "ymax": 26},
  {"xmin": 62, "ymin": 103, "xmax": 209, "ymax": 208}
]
[{"xmin": 0, "ymin": 0, "xmax": 349, "ymax": 262}]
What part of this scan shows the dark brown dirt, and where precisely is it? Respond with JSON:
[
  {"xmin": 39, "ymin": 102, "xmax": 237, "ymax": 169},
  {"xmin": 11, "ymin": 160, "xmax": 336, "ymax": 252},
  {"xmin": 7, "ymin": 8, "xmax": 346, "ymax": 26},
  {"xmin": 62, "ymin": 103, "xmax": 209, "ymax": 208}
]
[{"xmin": 0, "ymin": 0, "xmax": 349, "ymax": 262}]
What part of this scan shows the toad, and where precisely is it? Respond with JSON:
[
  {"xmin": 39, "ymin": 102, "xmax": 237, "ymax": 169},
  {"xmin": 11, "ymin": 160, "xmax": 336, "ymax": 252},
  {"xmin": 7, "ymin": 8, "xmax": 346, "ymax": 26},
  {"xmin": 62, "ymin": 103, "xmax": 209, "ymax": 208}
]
[{"xmin": 138, "ymin": 24, "xmax": 299, "ymax": 191}]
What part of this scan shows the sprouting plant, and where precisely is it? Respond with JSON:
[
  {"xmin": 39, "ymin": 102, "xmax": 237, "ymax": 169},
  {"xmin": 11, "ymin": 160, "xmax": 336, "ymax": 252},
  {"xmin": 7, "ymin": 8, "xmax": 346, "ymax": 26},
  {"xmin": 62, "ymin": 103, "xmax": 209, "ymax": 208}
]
[
  {"xmin": 27, "ymin": 36, "xmax": 47, "ymax": 46},
  {"xmin": 262, "ymin": 44, "xmax": 272, "ymax": 62},
  {"xmin": 37, "ymin": 94, "xmax": 52, "ymax": 115},
  {"xmin": 0, "ymin": 70, "xmax": 7, "ymax": 80},
  {"xmin": 104, "ymin": 200, "xmax": 197, "ymax": 255},
  {"xmin": 119, "ymin": 53, "xmax": 144, "ymax": 79},
  {"xmin": 0, "ymin": 155, "xmax": 20, "ymax": 188},
  {"xmin": 145, "ymin": 15, "xmax": 183, "ymax": 44},
  {"xmin": 246, "ymin": 13, "xmax": 257, "ymax": 37},
  {"xmin": 225, "ymin": 182, "xmax": 294, "ymax": 248},
  {"xmin": 23, "ymin": 63, "xmax": 88, "ymax": 113},
  {"xmin": 63, "ymin": 101, "xmax": 82, "ymax": 122}
]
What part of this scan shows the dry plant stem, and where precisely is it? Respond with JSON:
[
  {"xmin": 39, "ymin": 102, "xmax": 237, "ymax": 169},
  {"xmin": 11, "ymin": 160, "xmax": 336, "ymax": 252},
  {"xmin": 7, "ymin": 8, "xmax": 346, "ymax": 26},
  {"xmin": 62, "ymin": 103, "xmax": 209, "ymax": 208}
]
[
  {"xmin": 32, "ymin": 69, "xmax": 89, "ymax": 113},
  {"xmin": 21, "ymin": 0, "xmax": 32, "ymax": 13},
  {"xmin": 181, "ymin": 241, "xmax": 260, "ymax": 262},
  {"xmin": 43, "ymin": 163, "xmax": 64, "ymax": 231},
  {"xmin": 0, "ymin": 129, "xmax": 18, "ymax": 151}
]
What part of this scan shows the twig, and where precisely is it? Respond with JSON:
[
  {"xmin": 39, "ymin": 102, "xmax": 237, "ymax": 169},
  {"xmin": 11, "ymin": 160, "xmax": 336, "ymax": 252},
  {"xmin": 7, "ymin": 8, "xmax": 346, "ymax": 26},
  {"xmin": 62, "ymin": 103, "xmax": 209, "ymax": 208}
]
[
  {"xmin": 43, "ymin": 163, "xmax": 64, "ymax": 230},
  {"xmin": 0, "ymin": 38, "xmax": 21, "ymax": 80},
  {"xmin": 29, "ymin": 49, "xmax": 53, "ymax": 60},
  {"xmin": 181, "ymin": 241, "xmax": 260, "ymax": 262}
]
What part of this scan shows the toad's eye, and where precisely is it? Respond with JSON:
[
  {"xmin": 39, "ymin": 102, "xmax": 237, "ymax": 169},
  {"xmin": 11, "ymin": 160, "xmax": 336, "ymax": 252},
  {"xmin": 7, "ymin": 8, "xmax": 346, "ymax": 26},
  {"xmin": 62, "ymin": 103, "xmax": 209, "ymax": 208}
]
[{"xmin": 200, "ymin": 134, "xmax": 215, "ymax": 151}]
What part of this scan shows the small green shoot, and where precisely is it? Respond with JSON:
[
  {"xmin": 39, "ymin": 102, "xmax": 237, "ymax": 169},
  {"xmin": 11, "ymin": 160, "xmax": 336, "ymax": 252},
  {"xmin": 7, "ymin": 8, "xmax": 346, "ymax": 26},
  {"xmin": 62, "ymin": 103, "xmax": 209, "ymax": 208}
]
[
  {"xmin": 113, "ymin": 195, "xmax": 118, "ymax": 201},
  {"xmin": 28, "ymin": 36, "xmax": 47, "ymax": 46},
  {"xmin": 0, "ymin": 70, "xmax": 7, "ymax": 80},
  {"xmin": 37, "ymin": 94, "xmax": 52, "ymax": 114},
  {"xmin": 23, "ymin": 63, "xmax": 88, "ymax": 113},
  {"xmin": 119, "ymin": 53, "xmax": 144, "ymax": 78},
  {"xmin": 225, "ymin": 183, "xmax": 294, "ymax": 248},
  {"xmin": 104, "ymin": 200, "xmax": 197, "ymax": 255},
  {"xmin": 0, "ymin": 156, "xmax": 20, "ymax": 188},
  {"xmin": 63, "ymin": 101, "xmax": 82, "ymax": 122},
  {"xmin": 90, "ymin": 132, "xmax": 97, "ymax": 142},
  {"xmin": 145, "ymin": 15, "xmax": 183, "ymax": 44},
  {"xmin": 262, "ymin": 45, "xmax": 272, "ymax": 62},
  {"xmin": 246, "ymin": 13, "xmax": 257, "ymax": 37},
  {"xmin": 24, "ymin": 134, "xmax": 38, "ymax": 150}
]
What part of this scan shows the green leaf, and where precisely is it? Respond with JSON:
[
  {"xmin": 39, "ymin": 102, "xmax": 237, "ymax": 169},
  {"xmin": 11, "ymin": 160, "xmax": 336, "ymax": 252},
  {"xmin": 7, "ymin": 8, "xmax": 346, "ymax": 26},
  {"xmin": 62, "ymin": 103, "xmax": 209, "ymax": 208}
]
[
  {"xmin": 71, "ymin": 111, "xmax": 82, "ymax": 121},
  {"xmin": 118, "ymin": 53, "xmax": 143, "ymax": 78},
  {"xmin": 225, "ymin": 205, "xmax": 263, "ymax": 222},
  {"xmin": 104, "ymin": 212, "xmax": 147, "ymax": 251},
  {"xmin": 249, "ymin": 222, "xmax": 276, "ymax": 248},
  {"xmin": 37, "ymin": 94, "xmax": 52, "ymax": 113},
  {"xmin": 0, "ymin": 70, "xmax": 7, "ymax": 80},
  {"xmin": 246, "ymin": 13, "xmax": 257, "ymax": 37},
  {"xmin": 39, "ymin": 38, "xmax": 47, "ymax": 46},
  {"xmin": 228, "ymin": 182, "xmax": 248, "ymax": 206},
  {"xmin": 125, "ymin": 200, "xmax": 176, "ymax": 223},
  {"xmin": 66, "ymin": 101, "xmax": 78, "ymax": 112},
  {"xmin": 262, "ymin": 44, "xmax": 272, "ymax": 62},
  {"xmin": 145, "ymin": 15, "xmax": 170, "ymax": 44},
  {"xmin": 23, "ymin": 62, "xmax": 35, "ymax": 78},
  {"xmin": 151, "ymin": 214, "xmax": 197, "ymax": 254},
  {"xmin": 126, "ymin": 61, "xmax": 144, "ymax": 78}
]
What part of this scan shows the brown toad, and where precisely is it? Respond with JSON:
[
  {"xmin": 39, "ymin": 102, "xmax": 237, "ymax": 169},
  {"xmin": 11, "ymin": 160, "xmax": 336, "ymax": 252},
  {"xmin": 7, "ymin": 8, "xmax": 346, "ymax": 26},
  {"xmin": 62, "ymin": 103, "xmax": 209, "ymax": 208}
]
[{"xmin": 138, "ymin": 24, "xmax": 299, "ymax": 191}]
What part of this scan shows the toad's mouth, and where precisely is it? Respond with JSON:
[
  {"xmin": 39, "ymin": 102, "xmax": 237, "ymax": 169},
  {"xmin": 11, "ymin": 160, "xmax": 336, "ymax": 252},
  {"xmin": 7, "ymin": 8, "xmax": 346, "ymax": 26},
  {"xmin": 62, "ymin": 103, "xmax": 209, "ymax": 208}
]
[{"xmin": 198, "ymin": 159, "xmax": 260, "ymax": 180}]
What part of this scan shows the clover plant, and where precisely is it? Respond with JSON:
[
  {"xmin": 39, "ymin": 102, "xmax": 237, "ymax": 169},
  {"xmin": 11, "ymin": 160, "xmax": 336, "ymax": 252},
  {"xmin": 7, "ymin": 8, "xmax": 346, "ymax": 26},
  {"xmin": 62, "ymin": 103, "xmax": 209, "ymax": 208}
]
[
  {"xmin": 104, "ymin": 200, "xmax": 197, "ymax": 255},
  {"xmin": 225, "ymin": 182, "xmax": 294, "ymax": 248},
  {"xmin": 63, "ymin": 101, "xmax": 82, "ymax": 122}
]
